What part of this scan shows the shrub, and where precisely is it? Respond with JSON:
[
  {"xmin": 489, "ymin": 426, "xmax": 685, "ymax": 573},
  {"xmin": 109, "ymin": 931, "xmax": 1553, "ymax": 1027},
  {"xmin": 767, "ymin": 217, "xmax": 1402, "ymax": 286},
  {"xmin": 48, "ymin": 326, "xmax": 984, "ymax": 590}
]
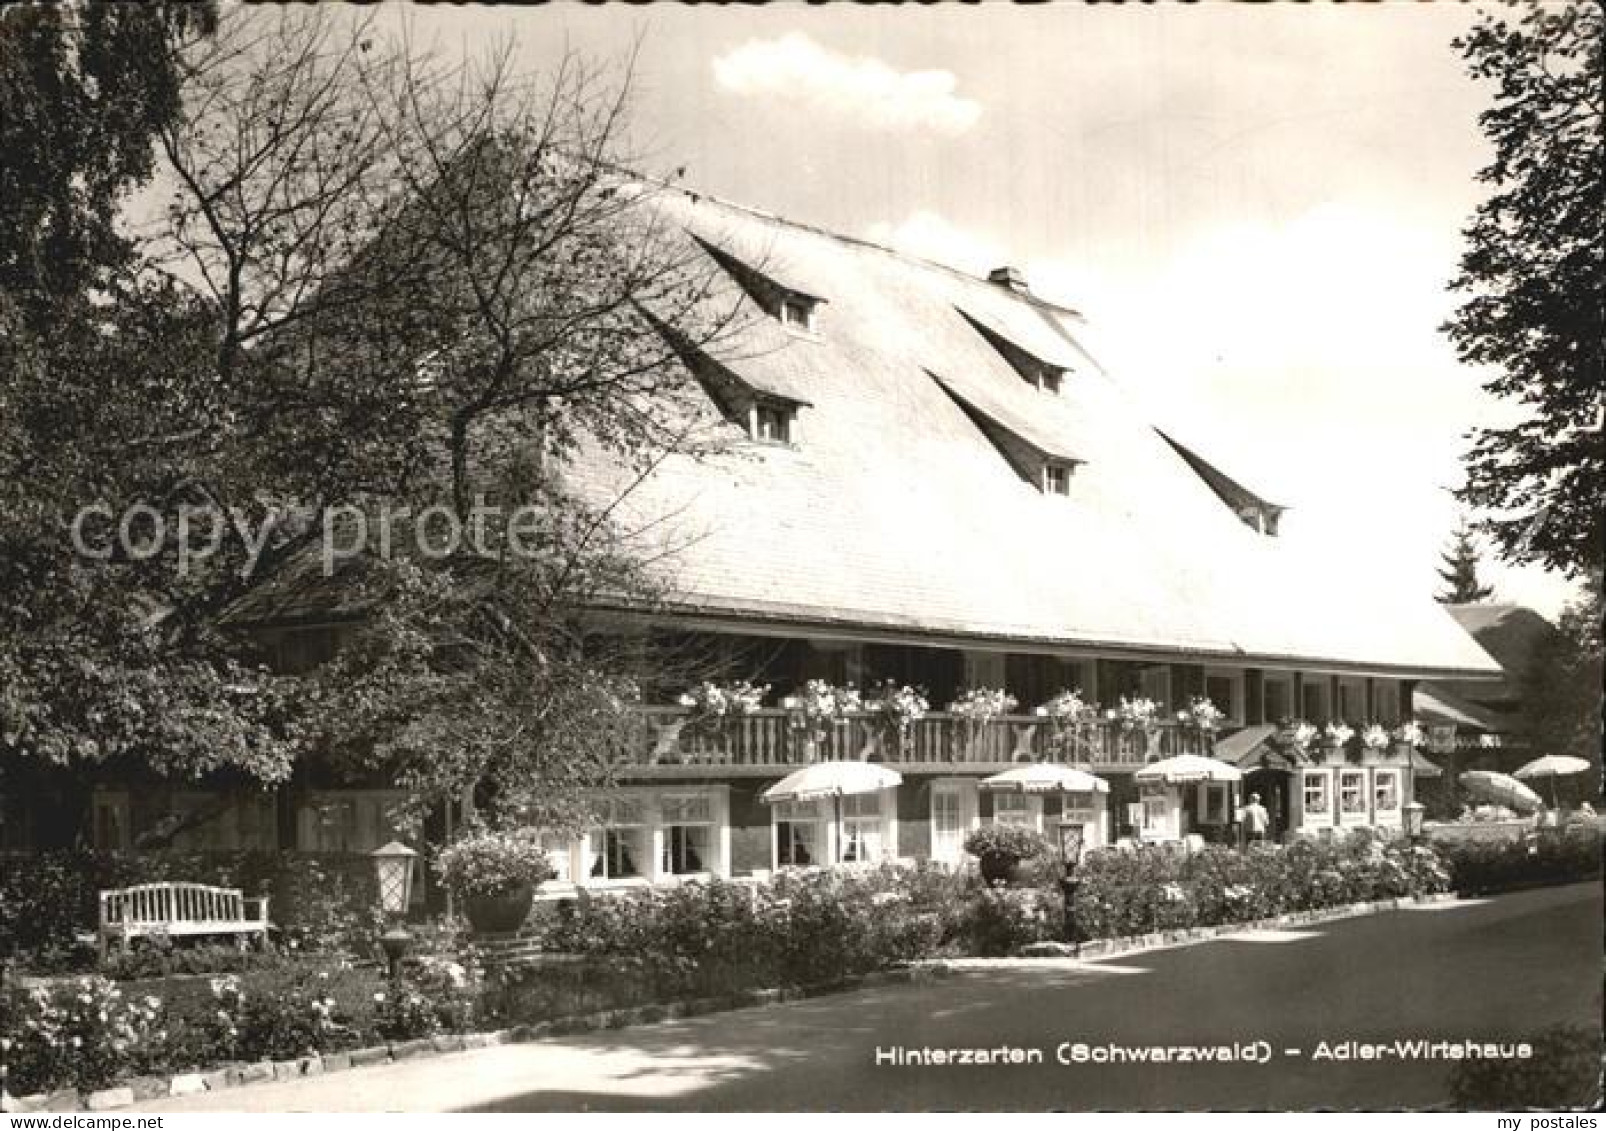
[
  {"xmin": 1448, "ymin": 1024, "xmax": 1603, "ymax": 1110},
  {"xmin": 98, "ymin": 938, "xmax": 281, "ymax": 981},
  {"xmin": 962, "ymin": 887, "xmax": 1056, "ymax": 956},
  {"xmin": 1439, "ymin": 825, "xmax": 1602, "ymax": 895}
]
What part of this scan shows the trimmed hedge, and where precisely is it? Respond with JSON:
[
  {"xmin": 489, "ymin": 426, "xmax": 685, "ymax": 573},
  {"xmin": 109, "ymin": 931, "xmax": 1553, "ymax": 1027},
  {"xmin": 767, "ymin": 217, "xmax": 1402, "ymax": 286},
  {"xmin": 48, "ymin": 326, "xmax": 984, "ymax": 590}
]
[{"xmin": 1437, "ymin": 824, "xmax": 1602, "ymax": 895}]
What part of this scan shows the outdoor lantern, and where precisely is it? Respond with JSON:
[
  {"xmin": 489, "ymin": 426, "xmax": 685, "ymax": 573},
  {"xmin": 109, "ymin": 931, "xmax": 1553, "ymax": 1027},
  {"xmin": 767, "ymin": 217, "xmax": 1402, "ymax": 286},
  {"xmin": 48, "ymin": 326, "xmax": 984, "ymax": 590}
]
[
  {"xmin": 371, "ymin": 841, "xmax": 418, "ymax": 917},
  {"xmin": 370, "ymin": 841, "xmax": 418, "ymax": 981},
  {"xmin": 1058, "ymin": 821, "xmax": 1086, "ymax": 871},
  {"xmin": 1402, "ymin": 801, "xmax": 1425, "ymax": 844},
  {"xmin": 1056, "ymin": 822, "xmax": 1086, "ymax": 952}
]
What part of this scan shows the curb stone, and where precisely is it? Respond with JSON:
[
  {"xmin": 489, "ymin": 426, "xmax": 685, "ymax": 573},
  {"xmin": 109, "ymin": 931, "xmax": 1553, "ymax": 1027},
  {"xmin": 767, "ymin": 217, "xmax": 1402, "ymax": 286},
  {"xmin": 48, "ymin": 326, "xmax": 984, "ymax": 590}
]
[
  {"xmin": 321, "ymin": 1052, "xmax": 352, "ymax": 1074},
  {"xmin": 85, "ymin": 1086, "xmax": 134, "ymax": 1111},
  {"xmin": 348, "ymin": 1045, "xmax": 391, "ymax": 1068},
  {"xmin": 168, "ymin": 1074, "xmax": 206, "ymax": 1098},
  {"xmin": 201, "ymin": 1068, "xmax": 231, "ymax": 1091},
  {"xmin": 389, "ymin": 1038, "xmax": 434, "ymax": 1061},
  {"xmin": 129, "ymin": 1076, "xmax": 168, "ymax": 1101}
]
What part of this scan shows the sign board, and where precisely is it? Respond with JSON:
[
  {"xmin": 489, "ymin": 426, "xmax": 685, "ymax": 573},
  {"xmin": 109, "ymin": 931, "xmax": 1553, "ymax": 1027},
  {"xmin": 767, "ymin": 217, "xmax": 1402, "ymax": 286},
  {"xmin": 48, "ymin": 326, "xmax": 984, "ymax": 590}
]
[{"xmin": 1427, "ymin": 723, "xmax": 1457, "ymax": 755}]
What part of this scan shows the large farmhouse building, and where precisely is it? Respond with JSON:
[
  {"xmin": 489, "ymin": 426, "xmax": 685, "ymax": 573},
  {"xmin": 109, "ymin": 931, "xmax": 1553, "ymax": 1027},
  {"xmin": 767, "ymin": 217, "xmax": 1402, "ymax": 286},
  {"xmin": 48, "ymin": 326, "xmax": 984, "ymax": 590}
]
[{"xmin": 50, "ymin": 188, "xmax": 1503, "ymax": 893}]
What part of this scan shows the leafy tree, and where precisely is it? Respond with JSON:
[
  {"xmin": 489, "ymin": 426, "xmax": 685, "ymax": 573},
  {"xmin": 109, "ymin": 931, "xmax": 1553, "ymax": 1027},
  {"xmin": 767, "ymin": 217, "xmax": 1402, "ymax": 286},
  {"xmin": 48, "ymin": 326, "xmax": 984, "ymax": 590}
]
[
  {"xmin": 1516, "ymin": 577, "xmax": 1603, "ymax": 786},
  {"xmin": 3, "ymin": 7, "xmax": 743, "ymax": 842},
  {"xmin": 1436, "ymin": 519, "xmax": 1495, "ymax": 604},
  {"xmin": 1445, "ymin": 3, "xmax": 1605, "ymax": 578}
]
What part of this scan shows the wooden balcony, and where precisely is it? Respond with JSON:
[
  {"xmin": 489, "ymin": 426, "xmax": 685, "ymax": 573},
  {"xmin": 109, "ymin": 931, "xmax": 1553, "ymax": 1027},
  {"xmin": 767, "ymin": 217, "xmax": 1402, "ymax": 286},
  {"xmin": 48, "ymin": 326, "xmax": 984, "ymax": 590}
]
[{"xmin": 632, "ymin": 706, "xmax": 1215, "ymax": 771}]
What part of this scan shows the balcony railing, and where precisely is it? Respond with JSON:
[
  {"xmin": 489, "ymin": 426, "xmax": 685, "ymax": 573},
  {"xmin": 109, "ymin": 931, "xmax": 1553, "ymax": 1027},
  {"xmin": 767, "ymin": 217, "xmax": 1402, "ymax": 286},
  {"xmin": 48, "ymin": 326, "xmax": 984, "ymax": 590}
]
[{"xmin": 634, "ymin": 706, "xmax": 1215, "ymax": 769}]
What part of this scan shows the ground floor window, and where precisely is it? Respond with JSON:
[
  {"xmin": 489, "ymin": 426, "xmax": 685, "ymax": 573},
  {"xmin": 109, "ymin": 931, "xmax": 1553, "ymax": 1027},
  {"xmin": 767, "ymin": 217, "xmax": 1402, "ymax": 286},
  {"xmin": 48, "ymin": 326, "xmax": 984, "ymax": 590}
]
[
  {"xmin": 774, "ymin": 800, "xmax": 827, "ymax": 867},
  {"xmin": 1373, "ymin": 769, "xmax": 1400, "ymax": 814},
  {"xmin": 840, "ymin": 793, "xmax": 884, "ymax": 863},
  {"xmin": 1197, "ymin": 782, "xmax": 1231, "ymax": 826},
  {"xmin": 1302, "ymin": 771, "xmax": 1330, "ymax": 819},
  {"xmin": 589, "ymin": 798, "xmax": 650, "ymax": 880},
  {"xmin": 660, "ymin": 794, "xmax": 715, "ymax": 876},
  {"xmin": 1338, "ymin": 770, "xmax": 1367, "ymax": 820},
  {"xmin": 992, "ymin": 793, "xmax": 1040, "ymax": 831}
]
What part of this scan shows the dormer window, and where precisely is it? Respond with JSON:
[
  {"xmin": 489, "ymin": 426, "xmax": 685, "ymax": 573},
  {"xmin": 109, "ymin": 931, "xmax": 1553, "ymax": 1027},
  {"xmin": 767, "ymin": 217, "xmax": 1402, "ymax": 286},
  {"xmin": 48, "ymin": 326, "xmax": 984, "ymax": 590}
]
[
  {"xmin": 778, "ymin": 296, "xmax": 816, "ymax": 332},
  {"xmin": 1043, "ymin": 462, "xmax": 1072, "ymax": 496},
  {"xmin": 692, "ymin": 234, "xmax": 826, "ymax": 337},
  {"xmin": 957, "ymin": 309, "xmax": 1073, "ymax": 395},
  {"xmin": 751, "ymin": 400, "xmax": 796, "ymax": 445}
]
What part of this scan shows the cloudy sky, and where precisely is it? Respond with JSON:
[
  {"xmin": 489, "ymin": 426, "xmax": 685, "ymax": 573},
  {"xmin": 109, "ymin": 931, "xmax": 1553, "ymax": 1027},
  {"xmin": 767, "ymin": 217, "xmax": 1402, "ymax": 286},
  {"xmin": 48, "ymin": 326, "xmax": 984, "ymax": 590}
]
[{"xmin": 381, "ymin": 3, "xmax": 1575, "ymax": 617}]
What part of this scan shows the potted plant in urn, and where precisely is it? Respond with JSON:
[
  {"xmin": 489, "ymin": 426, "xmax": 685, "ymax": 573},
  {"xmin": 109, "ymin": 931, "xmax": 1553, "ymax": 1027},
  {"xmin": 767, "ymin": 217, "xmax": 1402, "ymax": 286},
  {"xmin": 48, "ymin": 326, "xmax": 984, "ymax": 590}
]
[
  {"xmin": 964, "ymin": 824, "xmax": 1050, "ymax": 885},
  {"xmin": 436, "ymin": 828, "xmax": 556, "ymax": 935}
]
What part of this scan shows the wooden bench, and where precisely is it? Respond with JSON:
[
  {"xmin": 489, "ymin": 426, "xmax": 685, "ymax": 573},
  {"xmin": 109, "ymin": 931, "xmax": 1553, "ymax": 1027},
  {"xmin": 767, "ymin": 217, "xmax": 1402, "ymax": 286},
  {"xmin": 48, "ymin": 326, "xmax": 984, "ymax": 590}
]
[{"xmin": 98, "ymin": 882, "xmax": 271, "ymax": 956}]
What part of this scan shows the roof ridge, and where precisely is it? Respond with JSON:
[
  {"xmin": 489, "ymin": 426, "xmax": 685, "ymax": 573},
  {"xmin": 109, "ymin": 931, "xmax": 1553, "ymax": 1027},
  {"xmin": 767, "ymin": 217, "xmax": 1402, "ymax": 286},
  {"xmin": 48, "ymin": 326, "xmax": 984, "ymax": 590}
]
[{"xmin": 637, "ymin": 171, "xmax": 1086, "ymax": 320}]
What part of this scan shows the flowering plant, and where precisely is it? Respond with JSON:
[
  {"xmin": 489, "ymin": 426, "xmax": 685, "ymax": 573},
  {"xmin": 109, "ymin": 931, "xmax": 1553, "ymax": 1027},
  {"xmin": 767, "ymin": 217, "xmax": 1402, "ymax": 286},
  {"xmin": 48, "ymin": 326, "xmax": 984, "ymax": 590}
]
[
  {"xmin": 1179, "ymin": 696, "xmax": 1226, "ymax": 732},
  {"xmin": 783, "ymin": 679, "xmax": 862, "ymax": 723},
  {"xmin": 1113, "ymin": 696, "xmax": 1160, "ymax": 732},
  {"xmin": 1036, "ymin": 689, "xmax": 1096, "ymax": 723},
  {"xmin": 677, "ymin": 680, "xmax": 768, "ymax": 720},
  {"xmin": 783, "ymin": 679, "xmax": 862, "ymax": 749},
  {"xmin": 947, "ymin": 687, "xmax": 1018, "ymax": 722},
  {"xmin": 434, "ymin": 828, "xmax": 557, "ymax": 897},
  {"xmin": 1036, "ymin": 689, "xmax": 1099, "ymax": 758},
  {"xmin": 1322, "ymin": 722, "xmax": 1354, "ymax": 747},
  {"xmin": 1360, "ymin": 724, "xmax": 1390, "ymax": 751},
  {"xmin": 1391, "ymin": 719, "xmax": 1425, "ymax": 747},
  {"xmin": 867, "ymin": 681, "xmax": 929, "ymax": 753},
  {"xmin": 1289, "ymin": 721, "xmax": 1318, "ymax": 749}
]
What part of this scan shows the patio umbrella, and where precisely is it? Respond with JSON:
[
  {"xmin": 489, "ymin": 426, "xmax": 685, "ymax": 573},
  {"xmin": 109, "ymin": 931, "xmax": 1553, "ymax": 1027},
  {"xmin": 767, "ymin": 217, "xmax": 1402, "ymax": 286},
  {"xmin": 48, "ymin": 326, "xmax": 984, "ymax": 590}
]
[
  {"xmin": 1134, "ymin": 754, "xmax": 1243, "ymax": 784},
  {"xmin": 760, "ymin": 761, "xmax": 903, "ymax": 864},
  {"xmin": 1459, "ymin": 769, "xmax": 1543, "ymax": 815},
  {"xmin": 1514, "ymin": 755, "xmax": 1593, "ymax": 808},
  {"xmin": 979, "ymin": 764, "xmax": 1109, "ymax": 794}
]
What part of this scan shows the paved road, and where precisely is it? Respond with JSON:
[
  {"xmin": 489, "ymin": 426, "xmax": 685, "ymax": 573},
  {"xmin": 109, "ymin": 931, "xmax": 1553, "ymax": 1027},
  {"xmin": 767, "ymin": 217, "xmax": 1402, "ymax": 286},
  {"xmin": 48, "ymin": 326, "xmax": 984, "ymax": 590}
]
[{"xmin": 132, "ymin": 883, "xmax": 1602, "ymax": 1112}]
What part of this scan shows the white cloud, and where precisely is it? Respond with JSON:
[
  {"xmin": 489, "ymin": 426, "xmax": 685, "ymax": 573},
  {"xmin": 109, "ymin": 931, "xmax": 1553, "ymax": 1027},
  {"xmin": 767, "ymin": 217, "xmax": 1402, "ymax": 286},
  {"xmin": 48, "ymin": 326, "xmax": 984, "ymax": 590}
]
[{"xmin": 712, "ymin": 34, "xmax": 981, "ymax": 134}]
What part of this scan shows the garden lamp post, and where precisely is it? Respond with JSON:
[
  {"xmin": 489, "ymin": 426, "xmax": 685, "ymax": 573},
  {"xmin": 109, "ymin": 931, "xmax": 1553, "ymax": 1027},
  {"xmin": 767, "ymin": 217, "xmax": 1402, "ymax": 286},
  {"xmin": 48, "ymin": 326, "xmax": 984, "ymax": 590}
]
[
  {"xmin": 1057, "ymin": 821, "xmax": 1085, "ymax": 951},
  {"xmin": 371, "ymin": 841, "xmax": 418, "ymax": 982},
  {"xmin": 1402, "ymin": 801, "xmax": 1425, "ymax": 847}
]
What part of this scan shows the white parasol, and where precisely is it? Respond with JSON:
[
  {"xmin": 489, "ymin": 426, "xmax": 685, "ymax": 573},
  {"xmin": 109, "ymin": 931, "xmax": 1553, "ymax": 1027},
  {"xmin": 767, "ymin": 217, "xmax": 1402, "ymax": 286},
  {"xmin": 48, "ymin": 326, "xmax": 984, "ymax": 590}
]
[
  {"xmin": 979, "ymin": 764, "xmax": 1110, "ymax": 794},
  {"xmin": 761, "ymin": 761, "xmax": 903, "ymax": 865},
  {"xmin": 1513, "ymin": 755, "xmax": 1594, "ymax": 808},
  {"xmin": 1135, "ymin": 754, "xmax": 1243, "ymax": 785},
  {"xmin": 1460, "ymin": 769, "xmax": 1543, "ymax": 815}
]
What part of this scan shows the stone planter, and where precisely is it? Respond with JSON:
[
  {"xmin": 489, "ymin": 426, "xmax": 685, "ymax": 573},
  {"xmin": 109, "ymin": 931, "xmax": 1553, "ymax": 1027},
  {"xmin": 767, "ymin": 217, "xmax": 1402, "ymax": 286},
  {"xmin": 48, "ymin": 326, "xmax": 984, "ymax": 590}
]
[
  {"xmin": 977, "ymin": 854, "xmax": 1031, "ymax": 886},
  {"xmin": 1320, "ymin": 743, "xmax": 1345, "ymax": 766},
  {"xmin": 465, "ymin": 885, "xmax": 535, "ymax": 935},
  {"xmin": 1388, "ymin": 741, "xmax": 1414, "ymax": 762}
]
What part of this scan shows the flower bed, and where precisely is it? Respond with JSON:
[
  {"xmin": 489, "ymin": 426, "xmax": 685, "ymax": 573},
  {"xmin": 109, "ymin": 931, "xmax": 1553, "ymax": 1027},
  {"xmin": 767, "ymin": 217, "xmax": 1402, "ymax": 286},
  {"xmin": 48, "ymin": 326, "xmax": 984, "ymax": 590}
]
[
  {"xmin": 0, "ymin": 956, "xmax": 479, "ymax": 1096},
  {"xmin": 2, "ymin": 838, "xmax": 1458, "ymax": 1100}
]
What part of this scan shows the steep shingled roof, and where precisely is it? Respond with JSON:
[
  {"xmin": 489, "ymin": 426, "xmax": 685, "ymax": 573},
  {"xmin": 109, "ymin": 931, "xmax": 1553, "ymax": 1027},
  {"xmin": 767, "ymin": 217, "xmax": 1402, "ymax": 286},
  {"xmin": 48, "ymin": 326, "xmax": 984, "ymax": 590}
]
[{"xmin": 563, "ymin": 189, "xmax": 1503, "ymax": 679}]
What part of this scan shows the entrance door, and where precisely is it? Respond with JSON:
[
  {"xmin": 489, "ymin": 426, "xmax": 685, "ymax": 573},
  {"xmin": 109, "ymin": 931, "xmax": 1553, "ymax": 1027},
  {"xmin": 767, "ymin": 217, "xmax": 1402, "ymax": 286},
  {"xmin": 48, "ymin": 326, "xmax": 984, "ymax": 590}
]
[{"xmin": 1244, "ymin": 768, "xmax": 1292, "ymax": 840}]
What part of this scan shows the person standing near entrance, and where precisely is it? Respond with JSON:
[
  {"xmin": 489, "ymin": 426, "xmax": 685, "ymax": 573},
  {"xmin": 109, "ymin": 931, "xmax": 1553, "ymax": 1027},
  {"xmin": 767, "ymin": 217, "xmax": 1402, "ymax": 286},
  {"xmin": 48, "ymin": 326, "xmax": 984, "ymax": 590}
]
[{"xmin": 1242, "ymin": 793, "xmax": 1270, "ymax": 844}]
